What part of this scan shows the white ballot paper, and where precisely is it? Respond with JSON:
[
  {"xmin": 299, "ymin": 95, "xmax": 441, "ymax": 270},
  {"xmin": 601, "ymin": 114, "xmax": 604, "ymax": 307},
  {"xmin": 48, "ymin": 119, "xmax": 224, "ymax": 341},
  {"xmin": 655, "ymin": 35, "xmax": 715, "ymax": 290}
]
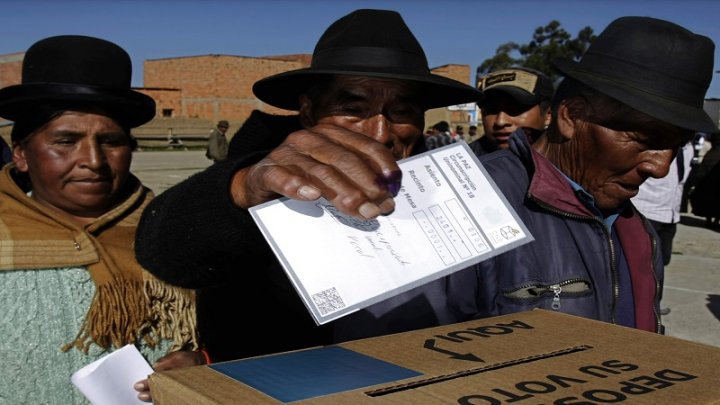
[
  {"xmin": 71, "ymin": 344, "xmax": 153, "ymax": 405},
  {"xmin": 250, "ymin": 142, "xmax": 533, "ymax": 325}
]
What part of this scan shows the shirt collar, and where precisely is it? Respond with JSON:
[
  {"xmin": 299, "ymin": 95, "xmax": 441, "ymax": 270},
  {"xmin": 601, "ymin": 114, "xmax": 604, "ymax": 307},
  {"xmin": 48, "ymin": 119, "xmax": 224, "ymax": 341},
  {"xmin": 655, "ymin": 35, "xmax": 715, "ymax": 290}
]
[{"xmin": 560, "ymin": 171, "xmax": 624, "ymax": 229}]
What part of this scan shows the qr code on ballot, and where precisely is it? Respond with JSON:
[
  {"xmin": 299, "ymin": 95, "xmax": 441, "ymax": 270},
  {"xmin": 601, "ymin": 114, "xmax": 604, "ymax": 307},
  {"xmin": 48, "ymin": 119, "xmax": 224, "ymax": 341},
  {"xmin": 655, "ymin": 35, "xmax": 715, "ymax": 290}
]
[{"xmin": 312, "ymin": 287, "xmax": 346, "ymax": 316}]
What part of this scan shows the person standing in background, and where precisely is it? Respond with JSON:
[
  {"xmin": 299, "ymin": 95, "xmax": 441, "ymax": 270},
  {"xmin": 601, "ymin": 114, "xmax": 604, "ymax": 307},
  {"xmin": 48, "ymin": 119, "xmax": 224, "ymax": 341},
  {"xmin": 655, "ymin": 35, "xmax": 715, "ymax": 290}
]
[
  {"xmin": 470, "ymin": 67, "xmax": 553, "ymax": 155},
  {"xmin": 689, "ymin": 133, "xmax": 720, "ymax": 228},
  {"xmin": 453, "ymin": 124, "xmax": 465, "ymax": 142},
  {"xmin": 632, "ymin": 142, "xmax": 694, "ymax": 315},
  {"xmin": 206, "ymin": 120, "xmax": 229, "ymax": 163},
  {"xmin": 467, "ymin": 124, "xmax": 478, "ymax": 141},
  {"xmin": 425, "ymin": 120, "xmax": 454, "ymax": 150}
]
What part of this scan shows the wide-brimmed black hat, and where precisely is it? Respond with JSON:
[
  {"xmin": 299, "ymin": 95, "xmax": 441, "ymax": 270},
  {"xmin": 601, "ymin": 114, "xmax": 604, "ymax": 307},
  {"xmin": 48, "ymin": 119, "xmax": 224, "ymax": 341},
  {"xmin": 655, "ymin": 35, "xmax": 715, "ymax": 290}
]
[
  {"xmin": 553, "ymin": 16, "xmax": 717, "ymax": 133},
  {"xmin": 253, "ymin": 9, "xmax": 482, "ymax": 111},
  {"xmin": 0, "ymin": 35, "xmax": 155, "ymax": 128}
]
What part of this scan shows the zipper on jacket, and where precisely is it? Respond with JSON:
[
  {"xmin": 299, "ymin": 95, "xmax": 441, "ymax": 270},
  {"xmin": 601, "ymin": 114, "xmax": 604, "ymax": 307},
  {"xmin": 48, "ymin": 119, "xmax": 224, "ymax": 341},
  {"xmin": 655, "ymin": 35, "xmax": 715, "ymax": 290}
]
[
  {"xmin": 550, "ymin": 284, "xmax": 561, "ymax": 309},
  {"xmin": 504, "ymin": 278, "xmax": 591, "ymax": 310},
  {"xmin": 528, "ymin": 195, "xmax": 619, "ymax": 322},
  {"xmin": 640, "ymin": 215, "xmax": 663, "ymax": 333}
]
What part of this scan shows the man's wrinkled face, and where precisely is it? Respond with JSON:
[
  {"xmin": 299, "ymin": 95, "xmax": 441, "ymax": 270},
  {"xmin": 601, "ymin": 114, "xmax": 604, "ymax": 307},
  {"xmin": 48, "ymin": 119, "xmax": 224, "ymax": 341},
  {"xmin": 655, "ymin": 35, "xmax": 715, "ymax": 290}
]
[
  {"xmin": 571, "ymin": 112, "xmax": 694, "ymax": 211},
  {"xmin": 301, "ymin": 76, "xmax": 426, "ymax": 159},
  {"xmin": 481, "ymin": 91, "xmax": 550, "ymax": 148},
  {"xmin": 12, "ymin": 110, "xmax": 133, "ymax": 221}
]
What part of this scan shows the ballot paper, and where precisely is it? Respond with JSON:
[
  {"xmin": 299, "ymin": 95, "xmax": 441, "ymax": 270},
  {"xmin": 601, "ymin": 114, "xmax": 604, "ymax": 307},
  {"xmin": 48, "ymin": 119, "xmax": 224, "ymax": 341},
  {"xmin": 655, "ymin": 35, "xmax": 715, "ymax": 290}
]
[
  {"xmin": 71, "ymin": 344, "xmax": 153, "ymax": 405},
  {"xmin": 250, "ymin": 142, "xmax": 532, "ymax": 325}
]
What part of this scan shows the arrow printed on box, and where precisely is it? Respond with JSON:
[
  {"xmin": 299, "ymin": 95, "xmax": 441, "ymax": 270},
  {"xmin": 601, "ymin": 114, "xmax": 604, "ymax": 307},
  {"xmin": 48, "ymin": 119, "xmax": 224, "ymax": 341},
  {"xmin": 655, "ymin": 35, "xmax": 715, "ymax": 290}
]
[{"xmin": 423, "ymin": 339, "xmax": 484, "ymax": 362}]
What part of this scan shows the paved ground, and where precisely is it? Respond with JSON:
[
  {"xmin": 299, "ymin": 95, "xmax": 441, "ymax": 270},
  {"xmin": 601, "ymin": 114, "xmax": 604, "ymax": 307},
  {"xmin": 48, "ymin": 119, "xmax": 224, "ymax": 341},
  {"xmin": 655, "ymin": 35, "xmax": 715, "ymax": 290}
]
[
  {"xmin": 131, "ymin": 149, "xmax": 720, "ymax": 349},
  {"xmin": 131, "ymin": 149, "xmax": 212, "ymax": 195}
]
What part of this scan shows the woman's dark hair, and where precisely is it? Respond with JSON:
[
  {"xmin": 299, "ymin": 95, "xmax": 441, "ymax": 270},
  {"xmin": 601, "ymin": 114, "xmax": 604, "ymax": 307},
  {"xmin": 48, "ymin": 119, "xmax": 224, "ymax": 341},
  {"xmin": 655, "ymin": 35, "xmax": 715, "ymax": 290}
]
[{"xmin": 11, "ymin": 103, "xmax": 134, "ymax": 149}]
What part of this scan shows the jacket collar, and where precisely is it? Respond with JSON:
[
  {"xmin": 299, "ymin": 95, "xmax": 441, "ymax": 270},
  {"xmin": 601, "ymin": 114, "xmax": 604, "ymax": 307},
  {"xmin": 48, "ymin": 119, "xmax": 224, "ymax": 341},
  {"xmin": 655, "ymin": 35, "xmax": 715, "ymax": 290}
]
[{"xmin": 509, "ymin": 129, "xmax": 597, "ymax": 218}]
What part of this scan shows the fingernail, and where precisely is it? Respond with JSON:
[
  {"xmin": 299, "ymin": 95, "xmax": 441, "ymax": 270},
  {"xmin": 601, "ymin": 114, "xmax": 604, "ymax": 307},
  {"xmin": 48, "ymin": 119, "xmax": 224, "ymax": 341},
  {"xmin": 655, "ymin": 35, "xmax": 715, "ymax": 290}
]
[
  {"xmin": 358, "ymin": 202, "xmax": 380, "ymax": 219},
  {"xmin": 138, "ymin": 393, "xmax": 150, "ymax": 401},
  {"xmin": 378, "ymin": 198, "xmax": 396, "ymax": 215},
  {"xmin": 298, "ymin": 185, "xmax": 320, "ymax": 200},
  {"xmin": 134, "ymin": 382, "xmax": 146, "ymax": 390}
]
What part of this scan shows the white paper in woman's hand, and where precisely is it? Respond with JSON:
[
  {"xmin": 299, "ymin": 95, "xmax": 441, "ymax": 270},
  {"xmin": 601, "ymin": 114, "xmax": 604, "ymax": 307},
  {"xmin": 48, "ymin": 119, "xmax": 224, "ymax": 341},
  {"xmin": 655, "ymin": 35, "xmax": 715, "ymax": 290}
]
[{"xmin": 71, "ymin": 344, "xmax": 154, "ymax": 405}]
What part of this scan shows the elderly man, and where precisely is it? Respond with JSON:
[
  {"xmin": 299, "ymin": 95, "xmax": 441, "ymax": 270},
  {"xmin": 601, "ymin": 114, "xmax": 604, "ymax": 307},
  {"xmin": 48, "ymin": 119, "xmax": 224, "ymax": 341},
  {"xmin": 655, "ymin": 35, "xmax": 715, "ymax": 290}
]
[
  {"xmin": 470, "ymin": 66, "xmax": 553, "ymax": 155},
  {"xmin": 135, "ymin": 9, "xmax": 481, "ymax": 361},
  {"xmin": 448, "ymin": 16, "xmax": 717, "ymax": 333}
]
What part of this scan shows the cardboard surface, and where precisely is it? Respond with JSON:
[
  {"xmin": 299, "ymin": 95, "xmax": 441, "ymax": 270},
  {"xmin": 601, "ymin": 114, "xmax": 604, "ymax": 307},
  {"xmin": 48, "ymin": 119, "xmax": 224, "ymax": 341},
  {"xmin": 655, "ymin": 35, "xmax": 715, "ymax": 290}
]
[{"xmin": 150, "ymin": 310, "xmax": 720, "ymax": 404}]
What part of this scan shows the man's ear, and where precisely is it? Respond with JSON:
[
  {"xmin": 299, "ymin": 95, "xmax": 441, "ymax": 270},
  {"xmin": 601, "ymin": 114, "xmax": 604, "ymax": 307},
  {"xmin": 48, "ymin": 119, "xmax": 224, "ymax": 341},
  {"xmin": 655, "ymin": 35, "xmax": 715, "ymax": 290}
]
[
  {"xmin": 543, "ymin": 106, "xmax": 553, "ymax": 130},
  {"xmin": 12, "ymin": 143, "xmax": 28, "ymax": 172},
  {"xmin": 554, "ymin": 97, "xmax": 586, "ymax": 142},
  {"xmin": 298, "ymin": 95, "xmax": 315, "ymax": 128}
]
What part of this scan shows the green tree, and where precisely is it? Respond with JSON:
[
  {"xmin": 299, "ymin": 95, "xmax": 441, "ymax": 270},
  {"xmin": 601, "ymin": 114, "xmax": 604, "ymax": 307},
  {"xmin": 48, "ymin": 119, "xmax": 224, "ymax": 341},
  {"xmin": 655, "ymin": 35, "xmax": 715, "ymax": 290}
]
[{"xmin": 477, "ymin": 20, "xmax": 595, "ymax": 83}]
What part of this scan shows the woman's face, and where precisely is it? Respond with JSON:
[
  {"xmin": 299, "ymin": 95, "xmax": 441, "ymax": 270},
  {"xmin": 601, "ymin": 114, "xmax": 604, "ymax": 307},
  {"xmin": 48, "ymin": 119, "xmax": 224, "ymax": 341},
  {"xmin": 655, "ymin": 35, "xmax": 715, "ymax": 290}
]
[{"xmin": 12, "ymin": 110, "xmax": 133, "ymax": 222}]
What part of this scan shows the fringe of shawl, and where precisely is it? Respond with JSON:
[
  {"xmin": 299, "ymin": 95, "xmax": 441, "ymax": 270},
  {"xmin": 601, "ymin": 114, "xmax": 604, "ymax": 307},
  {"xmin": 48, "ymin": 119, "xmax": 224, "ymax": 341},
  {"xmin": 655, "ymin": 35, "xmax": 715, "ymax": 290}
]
[
  {"xmin": 62, "ymin": 276, "xmax": 198, "ymax": 353},
  {"xmin": 0, "ymin": 166, "xmax": 199, "ymax": 354}
]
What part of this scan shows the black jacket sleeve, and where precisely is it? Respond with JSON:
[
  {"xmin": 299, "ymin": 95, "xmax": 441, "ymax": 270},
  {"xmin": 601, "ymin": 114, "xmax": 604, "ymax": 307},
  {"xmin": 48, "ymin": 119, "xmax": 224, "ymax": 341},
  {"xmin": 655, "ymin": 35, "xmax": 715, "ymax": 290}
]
[{"xmin": 135, "ymin": 110, "xmax": 301, "ymax": 288}]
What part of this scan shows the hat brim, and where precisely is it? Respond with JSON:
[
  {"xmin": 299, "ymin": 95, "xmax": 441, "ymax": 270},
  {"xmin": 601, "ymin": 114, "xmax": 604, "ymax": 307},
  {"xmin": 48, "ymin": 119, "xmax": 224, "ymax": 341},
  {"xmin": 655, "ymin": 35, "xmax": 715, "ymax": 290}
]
[
  {"xmin": 0, "ymin": 83, "xmax": 156, "ymax": 128},
  {"xmin": 253, "ymin": 67, "xmax": 482, "ymax": 111},
  {"xmin": 553, "ymin": 59, "xmax": 718, "ymax": 134},
  {"xmin": 482, "ymin": 86, "xmax": 545, "ymax": 107}
]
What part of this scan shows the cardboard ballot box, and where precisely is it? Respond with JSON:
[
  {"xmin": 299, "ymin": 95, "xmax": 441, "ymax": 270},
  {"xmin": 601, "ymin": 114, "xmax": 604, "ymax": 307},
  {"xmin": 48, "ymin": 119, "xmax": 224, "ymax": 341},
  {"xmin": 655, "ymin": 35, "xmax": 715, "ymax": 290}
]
[{"xmin": 149, "ymin": 310, "xmax": 720, "ymax": 404}]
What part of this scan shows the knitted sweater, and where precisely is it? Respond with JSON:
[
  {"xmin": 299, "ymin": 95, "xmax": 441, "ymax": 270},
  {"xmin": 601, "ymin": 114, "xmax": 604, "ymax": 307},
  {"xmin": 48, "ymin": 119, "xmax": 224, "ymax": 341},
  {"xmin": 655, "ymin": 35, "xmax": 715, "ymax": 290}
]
[{"xmin": 0, "ymin": 165, "xmax": 198, "ymax": 403}]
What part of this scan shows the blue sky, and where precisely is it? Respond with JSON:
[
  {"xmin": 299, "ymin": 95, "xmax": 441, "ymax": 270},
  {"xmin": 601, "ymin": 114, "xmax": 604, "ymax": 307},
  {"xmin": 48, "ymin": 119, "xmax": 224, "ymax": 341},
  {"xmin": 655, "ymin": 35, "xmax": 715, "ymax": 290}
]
[{"xmin": 2, "ymin": 0, "xmax": 720, "ymax": 97}]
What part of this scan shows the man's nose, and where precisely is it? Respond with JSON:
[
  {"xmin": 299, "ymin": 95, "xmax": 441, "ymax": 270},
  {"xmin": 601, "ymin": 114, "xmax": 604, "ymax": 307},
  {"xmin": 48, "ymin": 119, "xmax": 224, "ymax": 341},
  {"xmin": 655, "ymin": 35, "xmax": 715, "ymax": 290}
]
[
  {"xmin": 641, "ymin": 149, "xmax": 675, "ymax": 179},
  {"xmin": 363, "ymin": 114, "xmax": 392, "ymax": 144},
  {"xmin": 493, "ymin": 111, "xmax": 510, "ymax": 126}
]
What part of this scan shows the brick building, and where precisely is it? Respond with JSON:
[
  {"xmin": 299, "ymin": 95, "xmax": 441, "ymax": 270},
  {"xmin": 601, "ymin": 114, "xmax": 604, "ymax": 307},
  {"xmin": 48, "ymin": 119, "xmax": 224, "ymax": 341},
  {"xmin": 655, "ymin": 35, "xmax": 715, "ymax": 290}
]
[
  {"xmin": 141, "ymin": 53, "xmax": 473, "ymax": 125},
  {"xmin": 0, "ymin": 50, "xmax": 475, "ymax": 143}
]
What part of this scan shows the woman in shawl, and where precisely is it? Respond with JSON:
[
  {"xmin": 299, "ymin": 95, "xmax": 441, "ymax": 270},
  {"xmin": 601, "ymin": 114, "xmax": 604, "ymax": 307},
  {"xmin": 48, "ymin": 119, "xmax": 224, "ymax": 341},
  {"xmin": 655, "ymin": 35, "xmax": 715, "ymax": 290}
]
[{"xmin": 0, "ymin": 35, "xmax": 203, "ymax": 404}]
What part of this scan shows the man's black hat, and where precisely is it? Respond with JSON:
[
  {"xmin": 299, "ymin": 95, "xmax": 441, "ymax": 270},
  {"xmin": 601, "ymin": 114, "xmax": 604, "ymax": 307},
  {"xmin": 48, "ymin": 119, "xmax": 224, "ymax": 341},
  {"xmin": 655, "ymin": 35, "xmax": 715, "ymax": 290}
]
[
  {"xmin": 253, "ymin": 9, "xmax": 482, "ymax": 111},
  {"xmin": 0, "ymin": 35, "xmax": 155, "ymax": 129},
  {"xmin": 553, "ymin": 16, "xmax": 717, "ymax": 133}
]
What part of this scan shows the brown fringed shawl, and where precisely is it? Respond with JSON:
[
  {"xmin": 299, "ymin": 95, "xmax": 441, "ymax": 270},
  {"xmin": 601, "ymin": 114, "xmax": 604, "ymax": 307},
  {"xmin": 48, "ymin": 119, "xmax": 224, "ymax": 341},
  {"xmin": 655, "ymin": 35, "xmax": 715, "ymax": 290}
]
[{"xmin": 0, "ymin": 165, "xmax": 198, "ymax": 353}]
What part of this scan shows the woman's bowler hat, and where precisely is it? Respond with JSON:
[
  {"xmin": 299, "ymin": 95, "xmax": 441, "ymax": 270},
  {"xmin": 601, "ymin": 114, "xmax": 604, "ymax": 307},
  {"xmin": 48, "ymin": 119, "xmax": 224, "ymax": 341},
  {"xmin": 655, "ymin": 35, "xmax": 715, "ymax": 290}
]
[
  {"xmin": 253, "ymin": 9, "xmax": 482, "ymax": 111},
  {"xmin": 553, "ymin": 16, "xmax": 717, "ymax": 133},
  {"xmin": 0, "ymin": 35, "xmax": 155, "ymax": 129}
]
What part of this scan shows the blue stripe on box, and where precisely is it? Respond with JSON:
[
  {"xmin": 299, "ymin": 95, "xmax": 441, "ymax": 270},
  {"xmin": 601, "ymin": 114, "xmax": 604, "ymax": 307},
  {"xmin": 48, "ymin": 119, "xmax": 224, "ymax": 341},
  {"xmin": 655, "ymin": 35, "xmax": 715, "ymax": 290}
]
[{"xmin": 209, "ymin": 346, "xmax": 422, "ymax": 403}]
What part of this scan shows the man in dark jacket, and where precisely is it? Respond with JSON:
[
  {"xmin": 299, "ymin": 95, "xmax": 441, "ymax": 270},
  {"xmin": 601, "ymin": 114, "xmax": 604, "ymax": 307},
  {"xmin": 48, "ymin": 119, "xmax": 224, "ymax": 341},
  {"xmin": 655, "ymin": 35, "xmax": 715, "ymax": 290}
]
[
  {"xmin": 135, "ymin": 9, "xmax": 481, "ymax": 361},
  {"xmin": 449, "ymin": 16, "xmax": 717, "ymax": 334},
  {"xmin": 136, "ymin": 14, "xmax": 716, "ymax": 361}
]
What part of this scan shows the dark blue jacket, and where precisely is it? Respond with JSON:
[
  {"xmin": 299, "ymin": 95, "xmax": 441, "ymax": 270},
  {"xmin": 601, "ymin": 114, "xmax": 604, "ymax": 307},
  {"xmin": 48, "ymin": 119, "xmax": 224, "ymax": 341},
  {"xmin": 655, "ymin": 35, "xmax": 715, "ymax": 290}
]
[{"xmin": 448, "ymin": 129, "xmax": 664, "ymax": 333}]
